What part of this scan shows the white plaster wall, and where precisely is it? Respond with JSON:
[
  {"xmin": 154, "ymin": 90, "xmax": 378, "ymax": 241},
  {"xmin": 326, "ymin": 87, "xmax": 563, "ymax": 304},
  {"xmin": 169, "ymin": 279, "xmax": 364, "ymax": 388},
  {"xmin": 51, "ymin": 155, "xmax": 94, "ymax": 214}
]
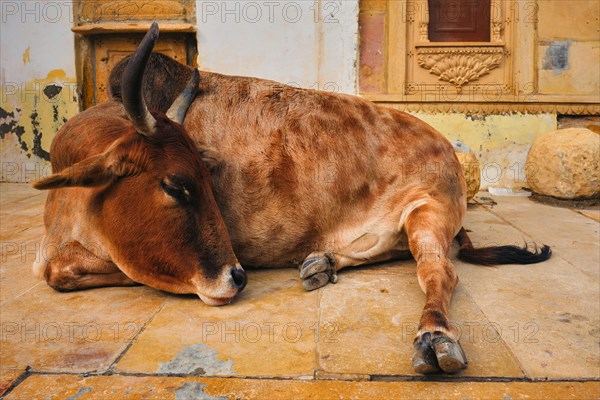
[
  {"xmin": 196, "ymin": 0, "xmax": 358, "ymax": 94},
  {"xmin": 0, "ymin": 1, "xmax": 76, "ymax": 85}
]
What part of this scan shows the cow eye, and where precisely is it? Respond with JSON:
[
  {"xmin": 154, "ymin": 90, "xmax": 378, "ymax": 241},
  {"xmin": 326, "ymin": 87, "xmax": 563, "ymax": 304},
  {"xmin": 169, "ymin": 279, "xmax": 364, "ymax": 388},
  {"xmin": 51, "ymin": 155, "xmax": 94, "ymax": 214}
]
[{"xmin": 161, "ymin": 176, "xmax": 191, "ymax": 203}]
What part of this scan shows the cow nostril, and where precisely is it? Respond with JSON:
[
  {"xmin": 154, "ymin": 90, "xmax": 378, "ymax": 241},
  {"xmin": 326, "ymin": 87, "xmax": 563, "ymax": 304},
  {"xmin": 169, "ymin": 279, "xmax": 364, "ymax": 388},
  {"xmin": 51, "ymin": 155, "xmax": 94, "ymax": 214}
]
[{"xmin": 231, "ymin": 268, "xmax": 247, "ymax": 291}]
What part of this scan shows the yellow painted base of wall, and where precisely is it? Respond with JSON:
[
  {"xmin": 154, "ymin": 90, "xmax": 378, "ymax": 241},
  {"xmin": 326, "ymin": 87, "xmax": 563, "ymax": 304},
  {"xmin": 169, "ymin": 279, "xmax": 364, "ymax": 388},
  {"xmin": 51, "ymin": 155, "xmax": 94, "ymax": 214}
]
[
  {"xmin": 411, "ymin": 113, "xmax": 558, "ymax": 190},
  {"xmin": 1, "ymin": 70, "xmax": 79, "ymax": 183}
]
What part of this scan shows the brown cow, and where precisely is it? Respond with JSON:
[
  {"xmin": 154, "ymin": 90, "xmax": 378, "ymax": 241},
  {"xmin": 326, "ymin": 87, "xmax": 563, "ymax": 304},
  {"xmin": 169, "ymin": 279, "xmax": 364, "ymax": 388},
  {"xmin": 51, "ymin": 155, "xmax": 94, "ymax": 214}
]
[
  {"xmin": 41, "ymin": 24, "xmax": 552, "ymax": 374},
  {"xmin": 32, "ymin": 23, "xmax": 247, "ymax": 306},
  {"xmin": 108, "ymin": 46, "xmax": 551, "ymax": 374}
]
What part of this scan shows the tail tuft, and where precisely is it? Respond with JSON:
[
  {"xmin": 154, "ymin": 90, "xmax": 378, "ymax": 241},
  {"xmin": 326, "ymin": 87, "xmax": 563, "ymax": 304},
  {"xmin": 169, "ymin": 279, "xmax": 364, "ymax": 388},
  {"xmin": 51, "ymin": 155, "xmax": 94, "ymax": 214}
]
[{"xmin": 456, "ymin": 228, "xmax": 552, "ymax": 266}]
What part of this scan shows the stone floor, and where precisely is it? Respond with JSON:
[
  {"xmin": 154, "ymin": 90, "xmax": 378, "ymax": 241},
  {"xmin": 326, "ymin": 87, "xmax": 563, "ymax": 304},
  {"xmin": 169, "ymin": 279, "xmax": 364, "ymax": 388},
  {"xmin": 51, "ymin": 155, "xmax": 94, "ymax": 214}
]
[{"xmin": 0, "ymin": 183, "xmax": 598, "ymax": 399}]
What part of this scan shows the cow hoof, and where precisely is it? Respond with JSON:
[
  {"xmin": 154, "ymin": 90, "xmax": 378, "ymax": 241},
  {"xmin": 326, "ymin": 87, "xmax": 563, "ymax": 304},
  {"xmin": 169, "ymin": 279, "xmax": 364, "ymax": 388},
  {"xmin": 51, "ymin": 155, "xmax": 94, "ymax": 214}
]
[
  {"xmin": 302, "ymin": 272, "xmax": 330, "ymax": 291},
  {"xmin": 412, "ymin": 334, "xmax": 442, "ymax": 374},
  {"xmin": 412, "ymin": 332, "xmax": 467, "ymax": 374},
  {"xmin": 299, "ymin": 256, "xmax": 329, "ymax": 279},
  {"xmin": 432, "ymin": 335, "xmax": 468, "ymax": 373},
  {"xmin": 300, "ymin": 255, "xmax": 337, "ymax": 291}
]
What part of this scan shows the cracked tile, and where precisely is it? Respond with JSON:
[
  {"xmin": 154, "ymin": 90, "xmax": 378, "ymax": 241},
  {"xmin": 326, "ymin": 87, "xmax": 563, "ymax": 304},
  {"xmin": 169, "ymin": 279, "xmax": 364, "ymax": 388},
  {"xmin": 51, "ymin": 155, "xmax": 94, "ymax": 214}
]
[
  {"xmin": 0, "ymin": 366, "xmax": 26, "ymax": 396},
  {"xmin": 0, "ymin": 183, "xmax": 41, "ymax": 206},
  {"xmin": 115, "ymin": 268, "xmax": 320, "ymax": 378}
]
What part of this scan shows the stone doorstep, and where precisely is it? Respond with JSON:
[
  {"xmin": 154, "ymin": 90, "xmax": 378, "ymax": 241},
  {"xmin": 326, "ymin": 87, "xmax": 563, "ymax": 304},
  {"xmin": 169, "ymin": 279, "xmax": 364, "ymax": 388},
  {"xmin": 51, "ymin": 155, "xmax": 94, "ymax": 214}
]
[{"xmin": 3, "ymin": 374, "xmax": 599, "ymax": 400}]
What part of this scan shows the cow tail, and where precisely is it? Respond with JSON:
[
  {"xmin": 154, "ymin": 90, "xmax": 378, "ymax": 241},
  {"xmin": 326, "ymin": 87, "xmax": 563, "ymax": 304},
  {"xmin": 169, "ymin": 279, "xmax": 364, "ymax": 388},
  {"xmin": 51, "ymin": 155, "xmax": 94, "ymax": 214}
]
[{"xmin": 456, "ymin": 227, "xmax": 552, "ymax": 265}]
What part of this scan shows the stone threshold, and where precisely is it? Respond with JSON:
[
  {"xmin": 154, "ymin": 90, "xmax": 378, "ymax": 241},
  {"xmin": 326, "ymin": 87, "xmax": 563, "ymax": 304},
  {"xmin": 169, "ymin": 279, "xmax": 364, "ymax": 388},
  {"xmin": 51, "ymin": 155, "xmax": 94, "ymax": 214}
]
[{"xmin": 3, "ymin": 371, "xmax": 599, "ymax": 400}]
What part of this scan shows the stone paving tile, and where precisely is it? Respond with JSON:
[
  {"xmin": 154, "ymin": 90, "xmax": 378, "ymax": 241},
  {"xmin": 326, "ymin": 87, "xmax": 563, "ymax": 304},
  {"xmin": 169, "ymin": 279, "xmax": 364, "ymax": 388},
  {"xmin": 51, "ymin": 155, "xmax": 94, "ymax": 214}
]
[
  {"xmin": 0, "ymin": 187, "xmax": 46, "ymax": 308},
  {"xmin": 0, "ymin": 284, "xmax": 169, "ymax": 374},
  {"xmin": 0, "ymin": 193, "xmax": 46, "ymax": 219},
  {"xmin": 317, "ymin": 268, "xmax": 523, "ymax": 378},
  {"xmin": 0, "ymin": 366, "xmax": 26, "ymax": 396},
  {"xmin": 0, "ymin": 183, "xmax": 40, "ymax": 206},
  {"xmin": 340, "ymin": 258, "xmax": 415, "ymax": 276},
  {"xmin": 1, "ymin": 183, "xmax": 599, "ymax": 390},
  {"xmin": 115, "ymin": 268, "xmax": 320, "ymax": 378},
  {"xmin": 575, "ymin": 208, "xmax": 600, "ymax": 223},
  {"xmin": 1, "ymin": 219, "xmax": 45, "ymax": 305},
  {"xmin": 477, "ymin": 195, "xmax": 600, "ymax": 280},
  {"xmin": 5, "ymin": 374, "xmax": 600, "ymax": 400},
  {"xmin": 458, "ymin": 202, "xmax": 600, "ymax": 379},
  {"xmin": 0, "ymin": 211, "xmax": 44, "ymax": 242},
  {"xmin": 1, "ymin": 250, "xmax": 45, "ymax": 306}
]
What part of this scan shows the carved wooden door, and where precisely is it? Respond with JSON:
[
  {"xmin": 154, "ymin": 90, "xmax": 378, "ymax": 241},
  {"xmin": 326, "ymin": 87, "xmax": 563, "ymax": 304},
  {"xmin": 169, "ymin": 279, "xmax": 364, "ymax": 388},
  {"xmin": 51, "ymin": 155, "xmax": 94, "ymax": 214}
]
[{"xmin": 73, "ymin": 0, "xmax": 197, "ymax": 110}]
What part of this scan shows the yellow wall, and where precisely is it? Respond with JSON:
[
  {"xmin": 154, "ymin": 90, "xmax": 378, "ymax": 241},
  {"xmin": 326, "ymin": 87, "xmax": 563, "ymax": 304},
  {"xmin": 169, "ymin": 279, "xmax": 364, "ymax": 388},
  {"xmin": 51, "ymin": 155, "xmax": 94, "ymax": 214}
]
[
  {"xmin": 411, "ymin": 113, "xmax": 557, "ymax": 189},
  {"xmin": 360, "ymin": 0, "xmax": 599, "ymax": 189},
  {"xmin": 537, "ymin": 1, "xmax": 600, "ymax": 96}
]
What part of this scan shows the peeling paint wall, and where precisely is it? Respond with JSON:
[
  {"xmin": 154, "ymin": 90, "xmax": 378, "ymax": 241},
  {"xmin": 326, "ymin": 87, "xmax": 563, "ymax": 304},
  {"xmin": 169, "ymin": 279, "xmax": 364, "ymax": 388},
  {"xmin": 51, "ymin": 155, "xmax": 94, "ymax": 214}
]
[
  {"xmin": 1, "ymin": 2, "xmax": 79, "ymax": 183},
  {"xmin": 195, "ymin": 0, "xmax": 359, "ymax": 94},
  {"xmin": 411, "ymin": 113, "xmax": 557, "ymax": 190}
]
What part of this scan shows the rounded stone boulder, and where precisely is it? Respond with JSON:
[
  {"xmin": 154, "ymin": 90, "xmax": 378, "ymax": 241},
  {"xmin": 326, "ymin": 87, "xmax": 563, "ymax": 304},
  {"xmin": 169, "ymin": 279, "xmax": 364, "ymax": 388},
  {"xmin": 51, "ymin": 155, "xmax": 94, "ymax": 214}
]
[
  {"xmin": 526, "ymin": 128, "xmax": 599, "ymax": 199},
  {"xmin": 451, "ymin": 141, "xmax": 481, "ymax": 201}
]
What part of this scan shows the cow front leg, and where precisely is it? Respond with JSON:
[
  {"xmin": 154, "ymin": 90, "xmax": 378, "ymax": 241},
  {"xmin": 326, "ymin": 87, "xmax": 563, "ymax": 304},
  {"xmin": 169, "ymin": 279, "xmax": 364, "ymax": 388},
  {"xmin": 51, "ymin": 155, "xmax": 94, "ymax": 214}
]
[
  {"xmin": 299, "ymin": 234, "xmax": 411, "ymax": 291},
  {"xmin": 299, "ymin": 252, "xmax": 338, "ymax": 291},
  {"xmin": 406, "ymin": 207, "xmax": 467, "ymax": 374},
  {"xmin": 44, "ymin": 241, "xmax": 139, "ymax": 292}
]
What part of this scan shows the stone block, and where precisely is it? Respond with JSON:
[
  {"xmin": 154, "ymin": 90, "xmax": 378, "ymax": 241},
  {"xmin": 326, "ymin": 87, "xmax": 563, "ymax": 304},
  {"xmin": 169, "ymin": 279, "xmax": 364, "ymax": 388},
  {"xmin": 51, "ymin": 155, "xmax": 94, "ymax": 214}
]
[
  {"xmin": 452, "ymin": 141, "xmax": 481, "ymax": 201},
  {"xmin": 526, "ymin": 128, "xmax": 599, "ymax": 199}
]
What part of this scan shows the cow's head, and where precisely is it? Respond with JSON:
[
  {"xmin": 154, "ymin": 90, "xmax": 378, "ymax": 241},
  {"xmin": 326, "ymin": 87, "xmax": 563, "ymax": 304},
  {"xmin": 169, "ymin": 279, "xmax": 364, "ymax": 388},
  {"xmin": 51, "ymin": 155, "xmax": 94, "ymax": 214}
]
[{"xmin": 34, "ymin": 23, "xmax": 246, "ymax": 305}]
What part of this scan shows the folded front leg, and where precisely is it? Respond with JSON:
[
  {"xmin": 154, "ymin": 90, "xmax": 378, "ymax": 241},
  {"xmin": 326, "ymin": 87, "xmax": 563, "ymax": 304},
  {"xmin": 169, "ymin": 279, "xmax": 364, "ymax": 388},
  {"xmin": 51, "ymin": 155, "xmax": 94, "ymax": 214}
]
[{"xmin": 299, "ymin": 252, "xmax": 337, "ymax": 291}]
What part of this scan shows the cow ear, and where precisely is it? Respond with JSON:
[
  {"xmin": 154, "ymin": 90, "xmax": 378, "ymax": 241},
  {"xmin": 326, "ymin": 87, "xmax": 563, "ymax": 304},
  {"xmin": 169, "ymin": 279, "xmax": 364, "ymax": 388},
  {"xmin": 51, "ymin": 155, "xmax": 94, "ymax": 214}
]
[
  {"xmin": 198, "ymin": 146, "xmax": 222, "ymax": 171},
  {"xmin": 33, "ymin": 150, "xmax": 139, "ymax": 190}
]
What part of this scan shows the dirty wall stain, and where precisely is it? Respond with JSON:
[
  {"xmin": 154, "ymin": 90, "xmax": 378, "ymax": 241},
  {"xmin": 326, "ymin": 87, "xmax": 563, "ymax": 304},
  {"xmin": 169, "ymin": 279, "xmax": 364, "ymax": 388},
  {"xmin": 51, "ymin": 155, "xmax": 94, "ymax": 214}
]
[{"xmin": 22, "ymin": 47, "xmax": 30, "ymax": 65}]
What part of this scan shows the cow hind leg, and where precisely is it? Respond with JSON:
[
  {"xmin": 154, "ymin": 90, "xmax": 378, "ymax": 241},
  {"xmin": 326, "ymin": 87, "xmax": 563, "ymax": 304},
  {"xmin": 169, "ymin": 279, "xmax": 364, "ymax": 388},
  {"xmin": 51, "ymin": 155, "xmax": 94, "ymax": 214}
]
[
  {"xmin": 45, "ymin": 241, "xmax": 139, "ymax": 292},
  {"xmin": 405, "ymin": 205, "xmax": 467, "ymax": 374}
]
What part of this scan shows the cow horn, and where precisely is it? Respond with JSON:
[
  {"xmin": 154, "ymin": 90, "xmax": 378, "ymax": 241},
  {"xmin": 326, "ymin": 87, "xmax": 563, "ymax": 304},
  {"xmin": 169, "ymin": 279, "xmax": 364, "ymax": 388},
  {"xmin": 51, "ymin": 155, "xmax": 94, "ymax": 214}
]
[
  {"xmin": 166, "ymin": 69, "xmax": 200, "ymax": 124},
  {"xmin": 121, "ymin": 22, "xmax": 158, "ymax": 136}
]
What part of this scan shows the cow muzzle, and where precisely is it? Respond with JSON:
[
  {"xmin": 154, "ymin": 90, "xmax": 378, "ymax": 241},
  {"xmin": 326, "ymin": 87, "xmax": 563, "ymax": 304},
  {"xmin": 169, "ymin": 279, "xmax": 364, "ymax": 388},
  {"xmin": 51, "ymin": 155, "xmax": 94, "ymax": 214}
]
[
  {"xmin": 194, "ymin": 264, "xmax": 247, "ymax": 306},
  {"xmin": 230, "ymin": 265, "xmax": 247, "ymax": 292}
]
